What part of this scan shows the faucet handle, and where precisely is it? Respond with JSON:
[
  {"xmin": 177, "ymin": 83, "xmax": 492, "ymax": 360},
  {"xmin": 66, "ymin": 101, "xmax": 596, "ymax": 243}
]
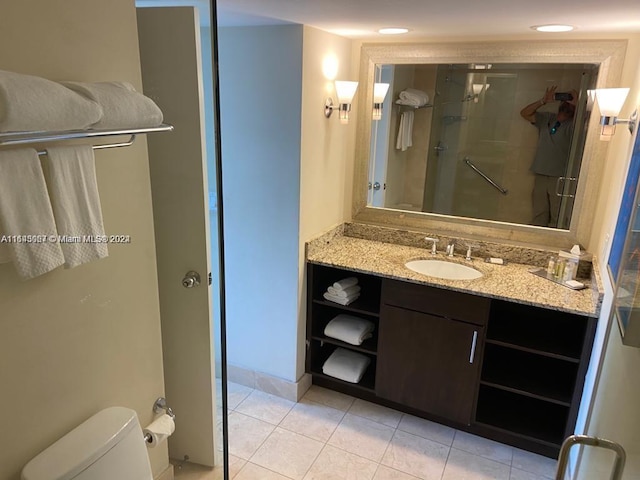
[
  {"xmin": 424, "ymin": 237, "xmax": 439, "ymax": 255},
  {"xmin": 465, "ymin": 243, "xmax": 480, "ymax": 261}
]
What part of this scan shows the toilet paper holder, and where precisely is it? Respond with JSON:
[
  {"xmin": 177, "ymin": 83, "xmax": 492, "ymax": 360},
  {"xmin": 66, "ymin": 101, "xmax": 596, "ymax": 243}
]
[
  {"xmin": 153, "ymin": 397, "xmax": 175, "ymax": 419},
  {"xmin": 143, "ymin": 397, "xmax": 175, "ymax": 444}
]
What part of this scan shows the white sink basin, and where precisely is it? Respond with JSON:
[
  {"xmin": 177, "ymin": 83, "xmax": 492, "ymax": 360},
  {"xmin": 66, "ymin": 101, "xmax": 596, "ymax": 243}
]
[{"xmin": 405, "ymin": 259, "xmax": 483, "ymax": 281}]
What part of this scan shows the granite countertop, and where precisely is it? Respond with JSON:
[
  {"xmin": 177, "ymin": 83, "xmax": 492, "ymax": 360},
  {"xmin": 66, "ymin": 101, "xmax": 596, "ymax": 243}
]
[{"xmin": 307, "ymin": 235, "xmax": 603, "ymax": 317}]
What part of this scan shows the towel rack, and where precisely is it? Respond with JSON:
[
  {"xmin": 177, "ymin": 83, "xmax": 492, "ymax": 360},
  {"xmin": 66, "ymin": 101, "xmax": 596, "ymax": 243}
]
[{"xmin": 0, "ymin": 123, "xmax": 174, "ymax": 155}]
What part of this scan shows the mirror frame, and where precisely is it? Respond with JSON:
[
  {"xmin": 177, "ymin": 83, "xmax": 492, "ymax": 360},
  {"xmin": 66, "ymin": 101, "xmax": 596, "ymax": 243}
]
[{"xmin": 353, "ymin": 40, "xmax": 627, "ymax": 248}]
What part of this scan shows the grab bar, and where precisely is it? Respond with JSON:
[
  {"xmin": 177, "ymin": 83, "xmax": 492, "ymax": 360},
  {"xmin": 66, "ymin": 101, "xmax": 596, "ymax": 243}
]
[
  {"xmin": 464, "ymin": 157, "xmax": 508, "ymax": 195},
  {"xmin": 555, "ymin": 435, "xmax": 626, "ymax": 480}
]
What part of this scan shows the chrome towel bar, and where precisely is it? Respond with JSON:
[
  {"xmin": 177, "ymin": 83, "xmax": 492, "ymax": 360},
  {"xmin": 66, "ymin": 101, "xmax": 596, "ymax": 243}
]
[{"xmin": 464, "ymin": 156, "xmax": 508, "ymax": 195}]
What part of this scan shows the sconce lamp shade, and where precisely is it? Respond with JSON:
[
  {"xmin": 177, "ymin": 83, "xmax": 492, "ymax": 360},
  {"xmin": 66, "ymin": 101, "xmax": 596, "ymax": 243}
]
[
  {"xmin": 594, "ymin": 88, "xmax": 637, "ymax": 140},
  {"xmin": 595, "ymin": 88, "xmax": 629, "ymax": 116},
  {"xmin": 472, "ymin": 84, "xmax": 484, "ymax": 95},
  {"xmin": 324, "ymin": 80, "xmax": 359, "ymax": 124},
  {"xmin": 335, "ymin": 81, "xmax": 359, "ymax": 104},
  {"xmin": 373, "ymin": 83, "xmax": 390, "ymax": 120}
]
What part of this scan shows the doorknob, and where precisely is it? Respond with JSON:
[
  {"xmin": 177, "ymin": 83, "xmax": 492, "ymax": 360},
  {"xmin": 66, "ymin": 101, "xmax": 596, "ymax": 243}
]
[{"xmin": 182, "ymin": 270, "xmax": 201, "ymax": 288}]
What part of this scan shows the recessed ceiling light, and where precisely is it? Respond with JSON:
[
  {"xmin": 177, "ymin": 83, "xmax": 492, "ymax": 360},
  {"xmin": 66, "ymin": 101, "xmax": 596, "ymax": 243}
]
[
  {"xmin": 378, "ymin": 27, "xmax": 409, "ymax": 35},
  {"xmin": 532, "ymin": 24, "xmax": 575, "ymax": 32}
]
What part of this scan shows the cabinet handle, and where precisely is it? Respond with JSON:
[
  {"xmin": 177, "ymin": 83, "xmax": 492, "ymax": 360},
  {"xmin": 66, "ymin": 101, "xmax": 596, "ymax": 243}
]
[{"xmin": 469, "ymin": 331, "xmax": 478, "ymax": 364}]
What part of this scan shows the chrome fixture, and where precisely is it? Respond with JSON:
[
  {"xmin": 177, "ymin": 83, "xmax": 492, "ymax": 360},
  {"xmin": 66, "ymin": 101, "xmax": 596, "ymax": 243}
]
[
  {"xmin": 182, "ymin": 270, "xmax": 201, "ymax": 289},
  {"xmin": 464, "ymin": 157, "xmax": 508, "ymax": 195},
  {"xmin": 446, "ymin": 239, "xmax": 457, "ymax": 257},
  {"xmin": 372, "ymin": 83, "xmax": 390, "ymax": 120},
  {"xmin": 593, "ymin": 88, "xmax": 638, "ymax": 140},
  {"xmin": 424, "ymin": 237, "xmax": 439, "ymax": 255},
  {"xmin": 465, "ymin": 244, "xmax": 479, "ymax": 261},
  {"xmin": 325, "ymin": 80, "xmax": 358, "ymax": 124}
]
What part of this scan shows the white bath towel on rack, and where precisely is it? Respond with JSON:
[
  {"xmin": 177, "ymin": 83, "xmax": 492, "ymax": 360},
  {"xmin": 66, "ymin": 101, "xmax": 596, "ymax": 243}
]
[
  {"xmin": 322, "ymin": 348, "xmax": 371, "ymax": 383},
  {"xmin": 0, "ymin": 70, "xmax": 103, "ymax": 133},
  {"xmin": 0, "ymin": 149, "xmax": 65, "ymax": 279},
  {"xmin": 396, "ymin": 110, "xmax": 414, "ymax": 151},
  {"xmin": 62, "ymin": 81, "xmax": 163, "ymax": 129},
  {"xmin": 42, "ymin": 145, "xmax": 108, "ymax": 268}
]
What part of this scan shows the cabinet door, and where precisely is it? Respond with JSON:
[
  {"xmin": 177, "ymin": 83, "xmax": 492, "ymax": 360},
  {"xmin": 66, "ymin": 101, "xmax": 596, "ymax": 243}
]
[{"xmin": 376, "ymin": 305, "xmax": 483, "ymax": 425}]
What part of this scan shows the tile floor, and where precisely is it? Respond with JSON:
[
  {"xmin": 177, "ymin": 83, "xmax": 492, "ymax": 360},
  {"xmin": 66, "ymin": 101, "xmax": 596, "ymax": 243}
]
[{"xmin": 174, "ymin": 383, "xmax": 559, "ymax": 480}]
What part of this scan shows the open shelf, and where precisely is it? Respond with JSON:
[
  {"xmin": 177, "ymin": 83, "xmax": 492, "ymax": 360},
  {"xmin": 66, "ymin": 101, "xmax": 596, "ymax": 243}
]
[
  {"xmin": 309, "ymin": 339, "xmax": 376, "ymax": 391},
  {"xmin": 481, "ymin": 344, "xmax": 577, "ymax": 406},
  {"xmin": 475, "ymin": 385, "xmax": 568, "ymax": 446},
  {"xmin": 488, "ymin": 300, "xmax": 587, "ymax": 360},
  {"xmin": 309, "ymin": 264, "xmax": 382, "ymax": 316}
]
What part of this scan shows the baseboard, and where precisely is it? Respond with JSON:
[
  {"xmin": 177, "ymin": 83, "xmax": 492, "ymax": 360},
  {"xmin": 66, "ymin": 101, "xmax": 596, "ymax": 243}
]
[
  {"xmin": 155, "ymin": 464, "xmax": 174, "ymax": 480},
  {"xmin": 227, "ymin": 364, "xmax": 311, "ymax": 402}
]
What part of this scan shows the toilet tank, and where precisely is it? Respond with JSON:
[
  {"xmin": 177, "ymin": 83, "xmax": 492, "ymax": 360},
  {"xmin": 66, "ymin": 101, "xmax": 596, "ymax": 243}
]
[{"xmin": 21, "ymin": 407, "xmax": 153, "ymax": 480}]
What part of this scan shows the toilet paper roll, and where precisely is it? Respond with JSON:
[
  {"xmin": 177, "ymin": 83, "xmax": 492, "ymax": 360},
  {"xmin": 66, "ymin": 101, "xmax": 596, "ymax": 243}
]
[{"xmin": 143, "ymin": 414, "xmax": 175, "ymax": 448}]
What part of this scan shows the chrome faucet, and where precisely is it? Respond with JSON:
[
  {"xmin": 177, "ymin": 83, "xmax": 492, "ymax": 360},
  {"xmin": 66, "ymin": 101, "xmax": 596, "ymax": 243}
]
[
  {"xmin": 424, "ymin": 237, "xmax": 439, "ymax": 255},
  {"xmin": 446, "ymin": 239, "xmax": 457, "ymax": 257}
]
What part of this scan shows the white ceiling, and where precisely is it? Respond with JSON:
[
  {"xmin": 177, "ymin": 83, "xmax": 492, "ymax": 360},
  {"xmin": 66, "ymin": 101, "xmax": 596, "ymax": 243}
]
[{"xmin": 216, "ymin": 0, "xmax": 640, "ymax": 39}]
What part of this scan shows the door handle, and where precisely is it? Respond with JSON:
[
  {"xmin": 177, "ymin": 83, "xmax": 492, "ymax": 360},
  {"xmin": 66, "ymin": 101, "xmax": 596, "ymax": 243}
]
[
  {"xmin": 469, "ymin": 331, "xmax": 478, "ymax": 364},
  {"xmin": 182, "ymin": 270, "xmax": 201, "ymax": 288}
]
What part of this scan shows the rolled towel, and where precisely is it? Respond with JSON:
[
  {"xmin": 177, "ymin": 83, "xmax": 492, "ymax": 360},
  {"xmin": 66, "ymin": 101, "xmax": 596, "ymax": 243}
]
[
  {"xmin": 324, "ymin": 314, "xmax": 375, "ymax": 346},
  {"xmin": 327, "ymin": 285, "xmax": 361, "ymax": 298},
  {"xmin": 0, "ymin": 149, "xmax": 65, "ymax": 279},
  {"xmin": 332, "ymin": 277, "xmax": 358, "ymax": 290},
  {"xmin": 0, "ymin": 70, "xmax": 103, "ymax": 132},
  {"xmin": 61, "ymin": 81, "xmax": 163, "ymax": 129},
  {"xmin": 322, "ymin": 348, "xmax": 371, "ymax": 383},
  {"xmin": 42, "ymin": 145, "xmax": 109, "ymax": 268},
  {"xmin": 323, "ymin": 291, "xmax": 360, "ymax": 306},
  {"xmin": 397, "ymin": 88, "xmax": 429, "ymax": 107}
]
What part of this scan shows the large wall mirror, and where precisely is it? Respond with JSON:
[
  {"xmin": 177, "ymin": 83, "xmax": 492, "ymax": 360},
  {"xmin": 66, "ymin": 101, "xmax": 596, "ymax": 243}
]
[{"xmin": 353, "ymin": 40, "xmax": 627, "ymax": 248}]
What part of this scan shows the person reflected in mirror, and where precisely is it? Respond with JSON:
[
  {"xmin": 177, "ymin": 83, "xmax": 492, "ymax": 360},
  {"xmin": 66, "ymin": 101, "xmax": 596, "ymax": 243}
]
[{"xmin": 520, "ymin": 86, "xmax": 578, "ymax": 228}]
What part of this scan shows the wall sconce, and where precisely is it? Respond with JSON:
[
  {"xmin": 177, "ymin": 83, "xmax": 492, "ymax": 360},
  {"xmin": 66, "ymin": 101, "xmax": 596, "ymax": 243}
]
[
  {"xmin": 594, "ymin": 88, "xmax": 638, "ymax": 140},
  {"xmin": 372, "ymin": 83, "xmax": 390, "ymax": 120},
  {"xmin": 371, "ymin": 83, "xmax": 389, "ymax": 120},
  {"xmin": 325, "ymin": 80, "xmax": 358, "ymax": 124}
]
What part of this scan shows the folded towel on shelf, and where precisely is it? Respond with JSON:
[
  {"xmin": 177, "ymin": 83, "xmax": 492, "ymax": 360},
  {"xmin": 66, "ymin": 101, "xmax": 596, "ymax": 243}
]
[
  {"xmin": 42, "ymin": 145, "xmax": 108, "ymax": 268},
  {"xmin": 0, "ymin": 70, "xmax": 103, "ymax": 133},
  {"xmin": 322, "ymin": 348, "xmax": 371, "ymax": 383},
  {"xmin": 324, "ymin": 314, "xmax": 375, "ymax": 346},
  {"xmin": 396, "ymin": 88, "xmax": 429, "ymax": 107},
  {"xmin": 332, "ymin": 277, "xmax": 358, "ymax": 290},
  {"xmin": 323, "ymin": 291, "xmax": 360, "ymax": 306},
  {"xmin": 0, "ymin": 149, "xmax": 65, "ymax": 279},
  {"xmin": 396, "ymin": 110, "xmax": 414, "ymax": 151},
  {"xmin": 62, "ymin": 81, "xmax": 163, "ymax": 129},
  {"xmin": 327, "ymin": 285, "xmax": 361, "ymax": 298}
]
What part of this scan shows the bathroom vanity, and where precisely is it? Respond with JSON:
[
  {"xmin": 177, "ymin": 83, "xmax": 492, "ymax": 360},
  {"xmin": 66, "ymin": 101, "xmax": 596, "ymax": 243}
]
[{"xmin": 306, "ymin": 231, "xmax": 601, "ymax": 458}]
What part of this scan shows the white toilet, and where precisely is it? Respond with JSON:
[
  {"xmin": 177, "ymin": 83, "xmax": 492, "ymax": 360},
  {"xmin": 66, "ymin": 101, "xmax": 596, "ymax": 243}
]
[{"xmin": 21, "ymin": 406, "xmax": 153, "ymax": 480}]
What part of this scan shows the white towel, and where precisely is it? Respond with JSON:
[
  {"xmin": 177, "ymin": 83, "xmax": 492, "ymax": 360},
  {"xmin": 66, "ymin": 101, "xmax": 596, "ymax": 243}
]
[
  {"xmin": 323, "ymin": 292, "xmax": 360, "ymax": 306},
  {"xmin": 322, "ymin": 348, "xmax": 371, "ymax": 383},
  {"xmin": 0, "ymin": 149, "xmax": 65, "ymax": 279},
  {"xmin": 332, "ymin": 277, "xmax": 358, "ymax": 290},
  {"xmin": 396, "ymin": 88, "xmax": 429, "ymax": 107},
  {"xmin": 62, "ymin": 81, "xmax": 163, "ymax": 129},
  {"xmin": 0, "ymin": 70, "xmax": 103, "ymax": 132},
  {"xmin": 42, "ymin": 145, "xmax": 108, "ymax": 268},
  {"xmin": 396, "ymin": 111, "xmax": 414, "ymax": 151},
  {"xmin": 324, "ymin": 314, "xmax": 375, "ymax": 346},
  {"xmin": 327, "ymin": 285, "xmax": 361, "ymax": 298}
]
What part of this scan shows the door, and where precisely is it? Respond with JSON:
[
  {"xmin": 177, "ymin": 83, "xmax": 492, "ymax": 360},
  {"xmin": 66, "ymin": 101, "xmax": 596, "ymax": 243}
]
[
  {"xmin": 137, "ymin": 7, "xmax": 218, "ymax": 466},
  {"xmin": 376, "ymin": 304, "xmax": 483, "ymax": 425}
]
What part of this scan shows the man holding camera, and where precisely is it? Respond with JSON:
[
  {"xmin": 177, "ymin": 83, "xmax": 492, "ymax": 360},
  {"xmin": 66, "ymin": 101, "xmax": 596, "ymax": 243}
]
[{"xmin": 520, "ymin": 86, "xmax": 578, "ymax": 228}]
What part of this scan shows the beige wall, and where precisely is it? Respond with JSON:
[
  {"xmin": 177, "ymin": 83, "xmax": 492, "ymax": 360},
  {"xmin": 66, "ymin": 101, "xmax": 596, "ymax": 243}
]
[
  {"xmin": 0, "ymin": 1, "xmax": 167, "ymax": 479},
  {"xmin": 577, "ymin": 34, "xmax": 640, "ymax": 480},
  {"xmin": 298, "ymin": 26, "xmax": 355, "ymax": 377}
]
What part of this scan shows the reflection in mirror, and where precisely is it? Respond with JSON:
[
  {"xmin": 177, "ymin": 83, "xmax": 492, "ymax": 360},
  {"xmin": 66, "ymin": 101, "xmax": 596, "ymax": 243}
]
[
  {"xmin": 355, "ymin": 41, "xmax": 627, "ymax": 248},
  {"xmin": 369, "ymin": 63, "xmax": 598, "ymax": 230}
]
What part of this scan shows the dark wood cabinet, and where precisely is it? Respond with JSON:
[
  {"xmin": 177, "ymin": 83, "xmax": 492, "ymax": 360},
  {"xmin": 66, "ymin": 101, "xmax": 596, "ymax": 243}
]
[
  {"xmin": 474, "ymin": 299, "xmax": 596, "ymax": 456},
  {"xmin": 306, "ymin": 262, "xmax": 596, "ymax": 458},
  {"xmin": 376, "ymin": 304, "xmax": 483, "ymax": 425}
]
